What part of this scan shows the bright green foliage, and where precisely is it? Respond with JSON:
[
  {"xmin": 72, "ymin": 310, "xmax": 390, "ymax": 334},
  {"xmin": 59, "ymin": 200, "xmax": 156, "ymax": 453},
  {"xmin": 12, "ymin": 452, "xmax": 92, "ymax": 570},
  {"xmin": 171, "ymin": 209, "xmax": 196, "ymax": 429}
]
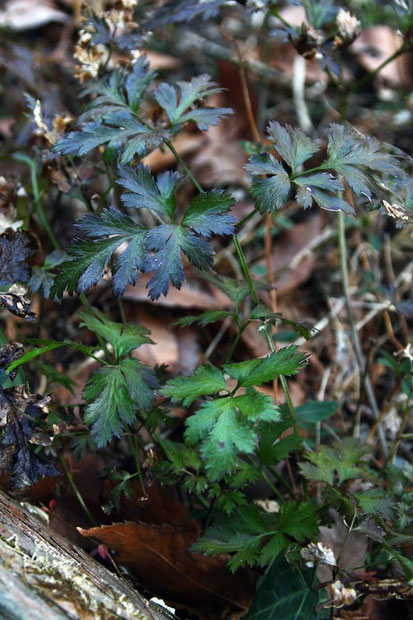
[
  {"xmin": 246, "ymin": 553, "xmax": 319, "ymax": 619},
  {"xmin": 79, "ymin": 307, "xmax": 153, "ymax": 362},
  {"xmin": 277, "ymin": 501, "xmax": 319, "ymax": 543},
  {"xmin": 83, "ymin": 358, "xmax": 157, "ymax": 447},
  {"xmin": 295, "ymin": 400, "xmax": 339, "ymax": 428},
  {"xmin": 223, "ymin": 345, "xmax": 308, "ymax": 387},
  {"xmin": 299, "ymin": 438, "xmax": 371, "ymax": 485},
  {"xmin": 185, "ymin": 391, "xmax": 279, "ymax": 479},
  {"xmin": 258, "ymin": 421, "xmax": 302, "ymax": 466},
  {"xmin": 355, "ymin": 488, "xmax": 394, "ymax": 521},
  {"xmin": 160, "ymin": 364, "xmax": 227, "ymax": 405},
  {"xmin": 192, "ymin": 501, "xmax": 318, "ymax": 571},
  {"xmin": 191, "ymin": 504, "xmax": 278, "ymax": 571}
]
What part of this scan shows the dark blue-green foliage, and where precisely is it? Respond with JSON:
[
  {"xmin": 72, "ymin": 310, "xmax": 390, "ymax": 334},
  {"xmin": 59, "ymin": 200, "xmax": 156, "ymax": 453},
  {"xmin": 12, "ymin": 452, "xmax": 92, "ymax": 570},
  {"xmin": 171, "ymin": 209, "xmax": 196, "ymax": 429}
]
[{"xmin": 53, "ymin": 165, "xmax": 236, "ymax": 301}]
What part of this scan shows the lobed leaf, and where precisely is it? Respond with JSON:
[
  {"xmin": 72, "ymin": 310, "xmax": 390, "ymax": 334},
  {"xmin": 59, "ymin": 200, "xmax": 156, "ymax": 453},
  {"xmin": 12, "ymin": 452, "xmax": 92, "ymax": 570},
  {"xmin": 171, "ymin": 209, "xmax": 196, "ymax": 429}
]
[{"xmin": 160, "ymin": 363, "xmax": 227, "ymax": 406}]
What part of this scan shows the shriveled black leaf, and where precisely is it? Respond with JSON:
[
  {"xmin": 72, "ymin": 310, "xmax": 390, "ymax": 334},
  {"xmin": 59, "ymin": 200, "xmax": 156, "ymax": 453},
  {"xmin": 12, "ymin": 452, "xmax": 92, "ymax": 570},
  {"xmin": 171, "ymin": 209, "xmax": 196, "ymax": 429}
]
[
  {"xmin": 0, "ymin": 230, "xmax": 35, "ymax": 286},
  {"xmin": 0, "ymin": 284, "xmax": 36, "ymax": 321},
  {"xmin": 0, "ymin": 384, "xmax": 58, "ymax": 489},
  {"xmin": 0, "ymin": 342, "xmax": 24, "ymax": 380}
]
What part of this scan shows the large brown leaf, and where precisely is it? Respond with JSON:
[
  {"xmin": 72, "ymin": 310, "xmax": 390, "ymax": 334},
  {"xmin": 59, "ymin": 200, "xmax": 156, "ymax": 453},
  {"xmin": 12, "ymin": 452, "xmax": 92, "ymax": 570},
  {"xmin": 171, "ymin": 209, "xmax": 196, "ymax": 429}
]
[{"xmin": 79, "ymin": 522, "xmax": 256, "ymax": 616}]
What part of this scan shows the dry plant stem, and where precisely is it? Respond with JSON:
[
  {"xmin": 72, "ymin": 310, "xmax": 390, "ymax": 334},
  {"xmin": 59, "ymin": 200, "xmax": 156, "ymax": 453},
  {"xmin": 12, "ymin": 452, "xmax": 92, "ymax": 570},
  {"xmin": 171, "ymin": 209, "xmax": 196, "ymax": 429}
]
[
  {"xmin": 338, "ymin": 211, "xmax": 387, "ymax": 456},
  {"xmin": 365, "ymin": 378, "xmax": 403, "ymax": 446},
  {"xmin": 387, "ymin": 389, "xmax": 413, "ymax": 464}
]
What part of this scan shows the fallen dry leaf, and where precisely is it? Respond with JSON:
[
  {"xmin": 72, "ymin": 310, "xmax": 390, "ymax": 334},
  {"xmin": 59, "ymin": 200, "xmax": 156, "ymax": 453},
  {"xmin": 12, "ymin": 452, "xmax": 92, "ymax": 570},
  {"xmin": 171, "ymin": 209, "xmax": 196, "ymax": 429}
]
[
  {"xmin": 0, "ymin": 0, "xmax": 68, "ymax": 31},
  {"xmin": 79, "ymin": 521, "xmax": 256, "ymax": 616}
]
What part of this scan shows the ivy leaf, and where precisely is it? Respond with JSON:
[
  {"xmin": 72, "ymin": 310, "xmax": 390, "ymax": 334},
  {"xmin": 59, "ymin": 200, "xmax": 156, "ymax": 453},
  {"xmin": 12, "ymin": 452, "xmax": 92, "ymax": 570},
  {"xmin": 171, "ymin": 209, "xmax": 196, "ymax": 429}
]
[
  {"xmin": 52, "ymin": 207, "xmax": 147, "ymax": 298},
  {"xmin": 244, "ymin": 154, "xmax": 291, "ymax": 212},
  {"xmin": 160, "ymin": 363, "xmax": 227, "ymax": 406},
  {"xmin": 78, "ymin": 307, "xmax": 153, "ymax": 362},
  {"xmin": 223, "ymin": 345, "xmax": 309, "ymax": 387},
  {"xmin": 117, "ymin": 164, "xmax": 181, "ymax": 218},
  {"xmin": 83, "ymin": 358, "xmax": 157, "ymax": 448},
  {"xmin": 246, "ymin": 553, "xmax": 319, "ymax": 619},
  {"xmin": 154, "ymin": 75, "xmax": 233, "ymax": 131},
  {"xmin": 267, "ymin": 121, "xmax": 319, "ymax": 172}
]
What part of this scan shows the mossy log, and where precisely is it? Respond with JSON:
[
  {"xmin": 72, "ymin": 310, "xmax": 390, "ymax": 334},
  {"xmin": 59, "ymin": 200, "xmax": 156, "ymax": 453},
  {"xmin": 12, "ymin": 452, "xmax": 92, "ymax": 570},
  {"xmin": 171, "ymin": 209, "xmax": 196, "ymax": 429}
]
[{"xmin": 0, "ymin": 490, "xmax": 169, "ymax": 620}]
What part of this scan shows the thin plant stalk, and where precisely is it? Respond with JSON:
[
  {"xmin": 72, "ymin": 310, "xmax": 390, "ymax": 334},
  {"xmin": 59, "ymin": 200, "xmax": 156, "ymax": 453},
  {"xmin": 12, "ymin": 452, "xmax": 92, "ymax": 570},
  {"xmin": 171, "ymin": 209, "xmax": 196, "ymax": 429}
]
[{"xmin": 338, "ymin": 211, "xmax": 387, "ymax": 456}]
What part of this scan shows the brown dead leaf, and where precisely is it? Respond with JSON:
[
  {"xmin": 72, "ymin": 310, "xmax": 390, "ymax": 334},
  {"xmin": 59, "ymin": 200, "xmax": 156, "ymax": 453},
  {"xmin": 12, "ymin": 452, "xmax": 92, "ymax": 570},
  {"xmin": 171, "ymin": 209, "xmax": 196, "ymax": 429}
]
[
  {"xmin": 79, "ymin": 521, "xmax": 256, "ymax": 616},
  {"xmin": 0, "ymin": 0, "xmax": 68, "ymax": 31},
  {"xmin": 123, "ymin": 274, "xmax": 230, "ymax": 309},
  {"xmin": 143, "ymin": 133, "xmax": 205, "ymax": 173},
  {"xmin": 106, "ymin": 481, "xmax": 201, "ymax": 533}
]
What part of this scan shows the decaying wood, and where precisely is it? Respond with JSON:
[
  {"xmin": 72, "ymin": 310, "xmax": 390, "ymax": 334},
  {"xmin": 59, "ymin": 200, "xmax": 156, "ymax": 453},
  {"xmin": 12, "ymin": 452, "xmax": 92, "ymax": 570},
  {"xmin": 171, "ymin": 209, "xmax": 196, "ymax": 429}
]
[{"xmin": 0, "ymin": 490, "xmax": 170, "ymax": 620}]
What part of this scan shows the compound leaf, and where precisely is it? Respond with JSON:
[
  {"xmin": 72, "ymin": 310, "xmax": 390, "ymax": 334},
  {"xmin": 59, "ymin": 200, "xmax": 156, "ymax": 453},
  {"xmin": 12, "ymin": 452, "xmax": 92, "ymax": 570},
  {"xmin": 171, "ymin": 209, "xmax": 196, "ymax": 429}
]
[{"xmin": 160, "ymin": 363, "xmax": 227, "ymax": 406}]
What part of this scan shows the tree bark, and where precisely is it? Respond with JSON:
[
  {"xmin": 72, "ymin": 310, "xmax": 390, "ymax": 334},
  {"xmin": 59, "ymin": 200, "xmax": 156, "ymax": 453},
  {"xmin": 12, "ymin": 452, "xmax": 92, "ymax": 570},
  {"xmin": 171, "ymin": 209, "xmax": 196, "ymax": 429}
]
[{"xmin": 0, "ymin": 490, "xmax": 169, "ymax": 620}]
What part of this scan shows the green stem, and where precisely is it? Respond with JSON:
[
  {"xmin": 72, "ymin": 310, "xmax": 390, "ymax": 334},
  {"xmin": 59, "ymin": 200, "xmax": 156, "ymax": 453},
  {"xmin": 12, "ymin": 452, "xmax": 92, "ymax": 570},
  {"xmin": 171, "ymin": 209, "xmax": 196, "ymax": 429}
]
[
  {"xmin": 127, "ymin": 434, "xmax": 147, "ymax": 498},
  {"xmin": 164, "ymin": 138, "xmax": 204, "ymax": 193},
  {"xmin": 351, "ymin": 42, "xmax": 409, "ymax": 93},
  {"xmin": 165, "ymin": 135, "xmax": 299, "ymax": 432},
  {"xmin": 15, "ymin": 154, "xmax": 60, "ymax": 251},
  {"xmin": 338, "ymin": 212, "xmax": 387, "ymax": 455},
  {"xmin": 59, "ymin": 457, "xmax": 97, "ymax": 527},
  {"xmin": 236, "ymin": 206, "xmax": 260, "ymax": 230}
]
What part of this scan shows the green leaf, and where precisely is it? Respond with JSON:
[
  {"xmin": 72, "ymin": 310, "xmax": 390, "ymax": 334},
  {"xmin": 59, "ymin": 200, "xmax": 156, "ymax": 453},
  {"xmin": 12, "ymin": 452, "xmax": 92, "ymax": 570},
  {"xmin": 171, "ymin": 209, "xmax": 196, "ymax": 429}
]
[
  {"xmin": 184, "ymin": 391, "xmax": 278, "ymax": 480},
  {"xmin": 160, "ymin": 363, "xmax": 227, "ymax": 406},
  {"xmin": 267, "ymin": 121, "xmax": 319, "ymax": 172},
  {"xmin": 258, "ymin": 426, "xmax": 302, "ymax": 466},
  {"xmin": 83, "ymin": 358, "xmax": 157, "ymax": 447},
  {"xmin": 244, "ymin": 154, "xmax": 291, "ymax": 213},
  {"xmin": 224, "ymin": 346, "xmax": 308, "ymax": 387},
  {"xmin": 78, "ymin": 307, "xmax": 153, "ymax": 361},
  {"xmin": 355, "ymin": 488, "xmax": 394, "ymax": 520},
  {"xmin": 52, "ymin": 207, "xmax": 147, "ymax": 298},
  {"xmin": 277, "ymin": 501, "xmax": 318, "ymax": 543},
  {"xmin": 182, "ymin": 190, "xmax": 236, "ymax": 237},
  {"xmin": 6, "ymin": 340, "xmax": 64, "ymax": 374},
  {"xmin": 191, "ymin": 505, "xmax": 276, "ymax": 571},
  {"xmin": 185, "ymin": 397, "xmax": 256, "ymax": 479},
  {"xmin": 118, "ymin": 164, "xmax": 181, "ymax": 219},
  {"xmin": 173, "ymin": 309, "xmax": 230, "ymax": 327},
  {"xmin": 295, "ymin": 400, "xmax": 339, "ymax": 428},
  {"xmin": 154, "ymin": 75, "xmax": 232, "ymax": 131},
  {"xmin": 246, "ymin": 554, "xmax": 319, "ymax": 619},
  {"xmin": 55, "ymin": 110, "xmax": 166, "ymax": 164},
  {"xmin": 299, "ymin": 438, "xmax": 371, "ymax": 486}
]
